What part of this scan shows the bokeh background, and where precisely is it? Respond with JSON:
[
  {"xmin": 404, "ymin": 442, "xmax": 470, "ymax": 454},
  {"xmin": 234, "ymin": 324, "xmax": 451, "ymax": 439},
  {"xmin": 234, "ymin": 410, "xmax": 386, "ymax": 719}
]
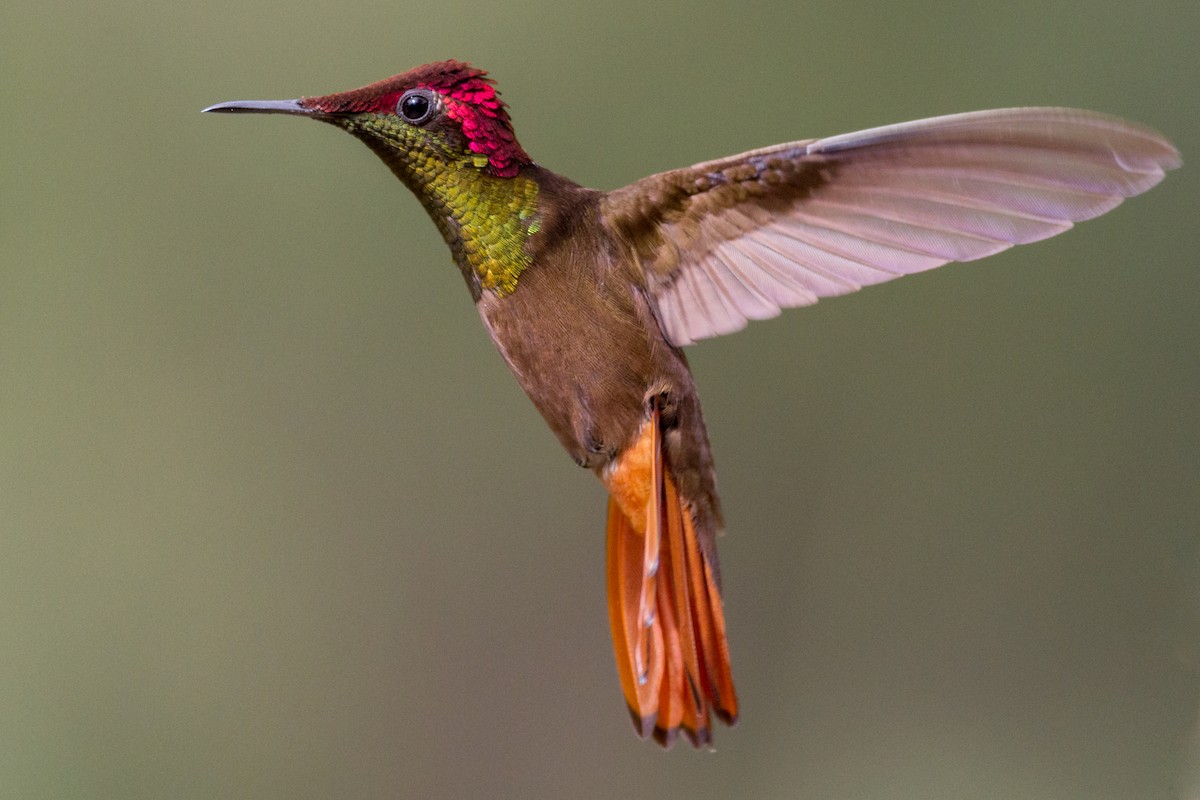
[{"xmin": 3, "ymin": 0, "xmax": 1198, "ymax": 798}]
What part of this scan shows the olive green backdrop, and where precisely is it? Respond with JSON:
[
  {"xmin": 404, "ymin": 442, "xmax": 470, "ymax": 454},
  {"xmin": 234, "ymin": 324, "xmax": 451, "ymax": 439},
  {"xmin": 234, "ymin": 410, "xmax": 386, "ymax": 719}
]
[{"xmin": 3, "ymin": 1, "xmax": 1198, "ymax": 798}]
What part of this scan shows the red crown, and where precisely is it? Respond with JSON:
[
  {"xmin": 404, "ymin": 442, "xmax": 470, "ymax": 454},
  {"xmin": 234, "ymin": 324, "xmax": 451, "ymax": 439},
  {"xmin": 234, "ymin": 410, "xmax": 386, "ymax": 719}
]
[{"xmin": 302, "ymin": 60, "xmax": 532, "ymax": 178}]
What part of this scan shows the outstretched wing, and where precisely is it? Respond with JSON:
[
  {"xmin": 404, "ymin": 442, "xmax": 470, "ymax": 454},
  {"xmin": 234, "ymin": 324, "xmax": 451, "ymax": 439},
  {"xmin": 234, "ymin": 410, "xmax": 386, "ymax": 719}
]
[{"xmin": 601, "ymin": 108, "xmax": 1180, "ymax": 346}]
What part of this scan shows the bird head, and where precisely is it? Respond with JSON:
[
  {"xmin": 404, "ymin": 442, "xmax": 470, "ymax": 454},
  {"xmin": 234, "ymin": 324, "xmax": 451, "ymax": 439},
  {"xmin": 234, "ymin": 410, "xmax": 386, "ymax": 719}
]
[{"xmin": 204, "ymin": 60, "xmax": 532, "ymax": 180}]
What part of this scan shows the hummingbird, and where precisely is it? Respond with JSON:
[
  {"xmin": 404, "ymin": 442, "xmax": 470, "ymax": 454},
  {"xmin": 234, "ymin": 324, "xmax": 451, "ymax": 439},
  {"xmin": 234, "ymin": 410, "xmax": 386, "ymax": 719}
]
[{"xmin": 204, "ymin": 60, "xmax": 1179, "ymax": 749}]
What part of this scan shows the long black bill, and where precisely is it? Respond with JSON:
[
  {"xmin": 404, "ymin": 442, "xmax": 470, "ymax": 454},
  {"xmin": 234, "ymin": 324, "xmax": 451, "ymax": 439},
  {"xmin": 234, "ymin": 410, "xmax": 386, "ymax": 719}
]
[{"xmin": 201, "ymin": 99, "xmax": 312, "ymax": 115}]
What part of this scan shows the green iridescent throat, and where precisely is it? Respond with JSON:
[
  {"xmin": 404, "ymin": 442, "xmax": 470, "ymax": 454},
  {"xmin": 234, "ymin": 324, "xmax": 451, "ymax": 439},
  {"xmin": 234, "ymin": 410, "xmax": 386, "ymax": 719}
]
[{"xmin": 342, "ymin": 113, "xmax": 539, "ymax": 296}]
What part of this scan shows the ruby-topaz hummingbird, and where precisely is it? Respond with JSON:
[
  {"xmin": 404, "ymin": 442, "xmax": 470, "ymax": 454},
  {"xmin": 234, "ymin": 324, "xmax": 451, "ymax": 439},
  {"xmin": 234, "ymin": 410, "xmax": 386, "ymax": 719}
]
[{"xmin": 204, "ymin": 60, "xmax": 1179, "ymax": 749}]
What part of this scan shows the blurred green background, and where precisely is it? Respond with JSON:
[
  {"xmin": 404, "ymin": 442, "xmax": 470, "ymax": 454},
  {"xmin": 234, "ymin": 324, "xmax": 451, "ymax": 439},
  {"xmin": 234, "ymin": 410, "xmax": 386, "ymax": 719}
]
[{"xmin": 3, "ymin": 0, "xmax": 1198, "ymax": 798}]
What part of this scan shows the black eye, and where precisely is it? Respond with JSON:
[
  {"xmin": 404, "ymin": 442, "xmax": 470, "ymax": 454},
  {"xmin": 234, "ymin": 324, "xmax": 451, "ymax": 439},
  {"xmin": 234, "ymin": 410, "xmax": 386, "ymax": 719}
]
[{"xmin": 398, "ymin": 90, "xmax": 435, "ymax": 125}]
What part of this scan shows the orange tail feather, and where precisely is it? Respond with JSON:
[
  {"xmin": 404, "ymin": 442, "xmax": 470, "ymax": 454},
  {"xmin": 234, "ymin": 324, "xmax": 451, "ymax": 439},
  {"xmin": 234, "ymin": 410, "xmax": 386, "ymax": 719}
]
[{"xmin": 604, "ymin": 405, "xmax": 738, "ymax": 748}]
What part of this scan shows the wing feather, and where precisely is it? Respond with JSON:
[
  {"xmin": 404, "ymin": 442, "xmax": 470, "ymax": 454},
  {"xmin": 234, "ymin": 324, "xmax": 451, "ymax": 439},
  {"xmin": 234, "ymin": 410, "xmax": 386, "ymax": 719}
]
[{"xmin": 601, "ymin": 107, "xmax": 1179, "ymax": 346}]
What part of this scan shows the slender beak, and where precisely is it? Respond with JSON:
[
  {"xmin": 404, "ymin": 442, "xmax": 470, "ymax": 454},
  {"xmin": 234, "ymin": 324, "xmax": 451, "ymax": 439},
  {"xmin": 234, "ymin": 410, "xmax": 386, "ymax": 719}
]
[{"xmin": 201, "ymin": 99, "xmax": 313, "ymax": 116}]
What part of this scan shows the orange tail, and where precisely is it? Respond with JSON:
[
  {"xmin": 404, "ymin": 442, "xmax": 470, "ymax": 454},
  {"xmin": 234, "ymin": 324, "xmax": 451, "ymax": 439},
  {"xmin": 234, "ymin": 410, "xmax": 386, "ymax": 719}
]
[{"xmin": 604, "ymin": 404, "xmax": 737, "ymax": 748}]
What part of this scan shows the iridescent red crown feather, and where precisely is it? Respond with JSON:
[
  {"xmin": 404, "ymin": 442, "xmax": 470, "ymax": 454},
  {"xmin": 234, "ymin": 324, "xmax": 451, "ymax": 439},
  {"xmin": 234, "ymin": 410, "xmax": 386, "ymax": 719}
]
[{"xmin": 300, "ymin": 60, "xmax": 531, "ymax": 178}]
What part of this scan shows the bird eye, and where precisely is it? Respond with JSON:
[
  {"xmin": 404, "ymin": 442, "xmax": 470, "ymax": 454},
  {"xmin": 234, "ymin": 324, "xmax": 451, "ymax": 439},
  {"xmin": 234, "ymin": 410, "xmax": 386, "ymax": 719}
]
[{"xmin": 398, "ymin": 89, "xmax": 436, "ymax": 125}]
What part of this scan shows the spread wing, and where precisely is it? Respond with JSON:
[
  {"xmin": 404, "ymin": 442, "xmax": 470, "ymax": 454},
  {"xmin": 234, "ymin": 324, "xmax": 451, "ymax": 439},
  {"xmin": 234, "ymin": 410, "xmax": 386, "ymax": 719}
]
[{"xmin": 601, "ymin": 108, "xmax": 1180, "ymax": 346}]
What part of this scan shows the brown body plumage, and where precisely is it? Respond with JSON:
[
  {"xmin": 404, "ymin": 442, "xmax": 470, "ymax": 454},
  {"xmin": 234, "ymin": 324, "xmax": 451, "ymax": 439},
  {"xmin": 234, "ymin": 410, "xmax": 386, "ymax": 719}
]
[
  {"xmin": 205, "ymin": 61, "xmax": 1179, "ymax": 749},
  {"xmin": 478, "ymin": 168, "xmax": 721, "ymax": 541}
]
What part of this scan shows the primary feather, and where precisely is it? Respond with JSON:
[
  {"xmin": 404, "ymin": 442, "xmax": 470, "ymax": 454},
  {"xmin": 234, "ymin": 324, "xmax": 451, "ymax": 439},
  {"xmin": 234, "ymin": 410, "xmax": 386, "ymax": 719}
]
[{"xmin": 602, "ymin": 107, "xmax": 1180, "ymax": 345}]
